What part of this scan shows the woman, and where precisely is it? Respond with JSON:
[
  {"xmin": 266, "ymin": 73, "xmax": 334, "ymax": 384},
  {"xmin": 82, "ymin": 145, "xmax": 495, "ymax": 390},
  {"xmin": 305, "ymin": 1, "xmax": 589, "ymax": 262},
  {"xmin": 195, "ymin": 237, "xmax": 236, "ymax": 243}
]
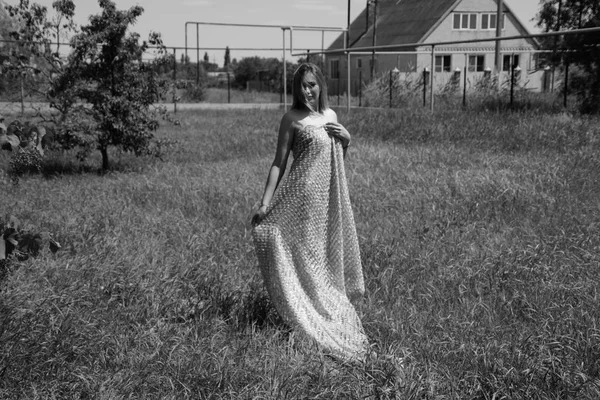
[{"xmin": 252, "ymin": 63, "xmax": 368, "ymax": 361}]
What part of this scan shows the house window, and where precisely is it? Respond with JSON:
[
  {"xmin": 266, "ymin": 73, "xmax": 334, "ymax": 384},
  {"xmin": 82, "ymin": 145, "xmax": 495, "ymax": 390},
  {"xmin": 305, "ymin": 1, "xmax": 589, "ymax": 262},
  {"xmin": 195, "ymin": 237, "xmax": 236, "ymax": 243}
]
[
  {"xmin": 503, "ymin": 54, "xmax": 520, "ymax": 71},
  {"xmin": 481, "ymin": 13, "xmax": 505, "ymax": 30},
  {"xmin": 468, "ymin": 55, "xmax": 485, "ymax": 72},
  {"xmin": 435, "ymin": 55, "xmax": 452, "ymax": 72},
  {"xmin": 330, "ymin": 59, "xmax": 339, "ymax": 79},
  {"xmin": 453, "ymin": 13, "xmax": 477, "ymax": 30},
  {"xmin": 357, "ymin": 58, "xmax": 362, "ymax": 69}
]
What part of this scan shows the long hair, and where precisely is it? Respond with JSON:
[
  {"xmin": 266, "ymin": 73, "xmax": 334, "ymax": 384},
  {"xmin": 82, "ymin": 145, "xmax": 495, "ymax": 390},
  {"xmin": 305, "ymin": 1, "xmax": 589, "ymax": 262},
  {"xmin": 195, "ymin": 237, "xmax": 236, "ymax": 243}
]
[{"xmin": 291, "ymin": 63, "xmax": 329, "ymax": 113}]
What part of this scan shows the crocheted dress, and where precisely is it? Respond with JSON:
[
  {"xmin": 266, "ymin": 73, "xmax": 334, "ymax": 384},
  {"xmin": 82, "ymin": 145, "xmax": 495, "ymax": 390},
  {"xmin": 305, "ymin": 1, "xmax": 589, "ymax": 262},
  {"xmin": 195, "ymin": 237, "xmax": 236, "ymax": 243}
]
[{"xmin": 253, "ymin": 124, "xmax": 368, "ymax": 360}]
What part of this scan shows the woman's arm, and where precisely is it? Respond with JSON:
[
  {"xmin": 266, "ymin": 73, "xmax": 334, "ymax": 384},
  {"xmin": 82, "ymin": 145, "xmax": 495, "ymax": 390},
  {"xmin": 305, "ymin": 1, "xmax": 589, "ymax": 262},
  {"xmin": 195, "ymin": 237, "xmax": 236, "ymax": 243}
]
[{"xmin": 252, "ymin": 113, "xmax": 295, "ymax": 225}]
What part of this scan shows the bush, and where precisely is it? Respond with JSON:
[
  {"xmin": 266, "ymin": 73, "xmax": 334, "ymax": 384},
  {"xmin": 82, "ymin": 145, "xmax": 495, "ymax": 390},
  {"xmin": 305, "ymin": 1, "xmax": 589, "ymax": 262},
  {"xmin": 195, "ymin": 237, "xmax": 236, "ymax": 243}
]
[{"xmin": 180, "ymin": 82, "xmax": 207, "ymax": 102}]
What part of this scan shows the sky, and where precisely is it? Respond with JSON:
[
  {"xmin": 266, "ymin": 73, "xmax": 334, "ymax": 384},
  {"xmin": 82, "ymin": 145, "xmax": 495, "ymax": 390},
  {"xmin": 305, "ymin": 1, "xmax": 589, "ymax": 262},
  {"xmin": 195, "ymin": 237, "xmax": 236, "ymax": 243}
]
[{"xmin": 3, "ymin": 0, "xmax": 542, "ymax": 65}]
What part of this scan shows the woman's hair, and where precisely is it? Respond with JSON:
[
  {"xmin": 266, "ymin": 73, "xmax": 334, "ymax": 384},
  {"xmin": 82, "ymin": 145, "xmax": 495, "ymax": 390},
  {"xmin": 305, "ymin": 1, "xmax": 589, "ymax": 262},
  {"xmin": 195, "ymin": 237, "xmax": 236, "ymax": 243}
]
[{"xmin": 291, "ymin": 63, "xmax": 329, "ymax": 113}]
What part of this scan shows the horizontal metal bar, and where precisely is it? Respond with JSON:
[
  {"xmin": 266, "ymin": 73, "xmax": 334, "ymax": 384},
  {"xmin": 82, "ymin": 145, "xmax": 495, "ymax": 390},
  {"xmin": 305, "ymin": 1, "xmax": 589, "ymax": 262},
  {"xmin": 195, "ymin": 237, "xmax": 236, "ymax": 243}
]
[
  {"xmin": 294, "ymin": 48, "xmax": 563, "ymax": 56},
  {"xmin": 184, "ymin": 21, "xmax": 344, "ymax": 31},
  {"xmin": 306, "ymin": 26, "xmax": 600, "ymax": 56}
]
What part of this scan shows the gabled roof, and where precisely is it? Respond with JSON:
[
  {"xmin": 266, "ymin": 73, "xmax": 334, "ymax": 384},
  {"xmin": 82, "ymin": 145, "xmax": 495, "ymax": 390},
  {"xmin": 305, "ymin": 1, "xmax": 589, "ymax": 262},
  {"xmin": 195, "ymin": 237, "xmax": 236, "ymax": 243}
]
[
  {"xmin": 328, "ymin": 0, "xmax": 460, "ymax": 52},
  {"xmin": 327, "ymin": 0, "xmax": 534, "ymax": 53}
]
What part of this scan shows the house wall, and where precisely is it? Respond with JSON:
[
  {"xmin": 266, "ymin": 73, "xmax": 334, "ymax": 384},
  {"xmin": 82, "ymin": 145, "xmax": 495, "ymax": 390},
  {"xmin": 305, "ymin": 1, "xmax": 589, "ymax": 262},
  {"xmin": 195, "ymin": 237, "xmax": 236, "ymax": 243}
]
[
  {"xmin": 327, "ymin": 51, "xmax": 547, "ymax": 96},
  {"xmin": 425, "ymin": 0, "xmax": 534, "ymax": 52},
  {"xmin": 325, "ymin": 0, "xmax": 545, "ymax": 96}
]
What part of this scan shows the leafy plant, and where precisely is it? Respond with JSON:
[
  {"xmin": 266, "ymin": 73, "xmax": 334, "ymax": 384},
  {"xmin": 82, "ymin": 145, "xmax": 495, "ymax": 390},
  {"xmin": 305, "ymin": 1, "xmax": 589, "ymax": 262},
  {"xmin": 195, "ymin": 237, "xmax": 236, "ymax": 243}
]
[
  {"xmin": 0, "ymin": 215, "xmax": 61, "ymax": 287},
  {"xmin": 46, "ymin": 0, "xmax": 173, "ymax": 170},
  {"xmin": 8, "ymin": 146, "xmax": 43, "ymax": 184}
]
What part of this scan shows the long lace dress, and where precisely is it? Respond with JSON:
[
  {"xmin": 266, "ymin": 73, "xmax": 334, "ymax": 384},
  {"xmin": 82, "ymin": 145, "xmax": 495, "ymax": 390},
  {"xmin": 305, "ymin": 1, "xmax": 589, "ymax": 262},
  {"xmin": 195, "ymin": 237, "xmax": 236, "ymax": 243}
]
[{"xmin": 253, "ymin": 124, "xmax": 368, "ymax": 360}]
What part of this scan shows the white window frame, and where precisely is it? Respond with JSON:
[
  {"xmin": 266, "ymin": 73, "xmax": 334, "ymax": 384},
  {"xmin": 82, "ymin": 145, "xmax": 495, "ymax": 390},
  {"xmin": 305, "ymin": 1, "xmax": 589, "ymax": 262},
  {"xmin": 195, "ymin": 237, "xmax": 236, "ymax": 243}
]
[
  {"xmin": 453, "ymin": 13, "xmax": 477, "ymax": 30},
  {"xmin": 502, "ymin": 54, "xmax": 520, "ymax": 71},
  {"xmin": 435, "ymin": 55, "xmax": 452, "ymax": 72},
  {"xmin": 481, "ymin": 13, "xmax": 505, "ymax": 30},
  {"xmin": 468, "ymin": 55, "xmax": 485, "ymax": 72}
]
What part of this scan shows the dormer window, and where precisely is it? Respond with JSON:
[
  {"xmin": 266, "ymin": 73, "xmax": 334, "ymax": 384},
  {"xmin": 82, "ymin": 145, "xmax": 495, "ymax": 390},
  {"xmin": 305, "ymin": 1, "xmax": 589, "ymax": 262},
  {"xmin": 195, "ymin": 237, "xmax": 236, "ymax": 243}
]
[
  {"xmin": 481, "ymin": 13, "xmax": 505, "ymax": 30},
  {"xmin": 453, "ymin": 13, "xmax": 477, "ymax": 30}
]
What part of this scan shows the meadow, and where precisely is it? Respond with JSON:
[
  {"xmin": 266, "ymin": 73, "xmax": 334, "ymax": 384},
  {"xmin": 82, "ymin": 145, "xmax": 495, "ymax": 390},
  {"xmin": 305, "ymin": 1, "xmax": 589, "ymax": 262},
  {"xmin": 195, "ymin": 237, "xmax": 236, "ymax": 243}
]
[{"xmin": 1, "ymin": 104, "xmax": 599, "ymax": 399}]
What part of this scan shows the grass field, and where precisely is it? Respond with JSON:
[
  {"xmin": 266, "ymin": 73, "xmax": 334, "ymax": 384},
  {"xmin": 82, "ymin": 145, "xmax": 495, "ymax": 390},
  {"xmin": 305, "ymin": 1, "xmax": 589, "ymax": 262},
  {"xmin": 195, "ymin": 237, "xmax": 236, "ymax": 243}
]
[{"xmin": 1, "ymin": 106, "xmax": 600, "ymax": 399}]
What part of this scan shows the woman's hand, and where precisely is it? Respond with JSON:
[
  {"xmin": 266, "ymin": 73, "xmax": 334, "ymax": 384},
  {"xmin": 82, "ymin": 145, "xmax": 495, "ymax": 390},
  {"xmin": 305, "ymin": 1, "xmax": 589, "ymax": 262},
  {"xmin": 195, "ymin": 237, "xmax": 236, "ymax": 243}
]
[
  {"xmin": 251, "ymin": 205, "xmax": 268, "ymax": 226},
  {"xmin": 324, "ymin": 122, "xmax": 351, "ymax": 148}
]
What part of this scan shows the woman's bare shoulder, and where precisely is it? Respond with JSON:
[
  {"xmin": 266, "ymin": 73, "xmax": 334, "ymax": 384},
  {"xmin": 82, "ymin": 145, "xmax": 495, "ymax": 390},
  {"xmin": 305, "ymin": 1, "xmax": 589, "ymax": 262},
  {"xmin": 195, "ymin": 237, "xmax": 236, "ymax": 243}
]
[
  {"xmin": 323, "ymin": 108, "xmax": 338, "ymax": 122},
  {"xmin": 280, "ymin": 110, "xmax": 304, "ymax": 133},
  {"xmin": 281, "ymin": 109, "xmax": 306, "ymax": 131}
]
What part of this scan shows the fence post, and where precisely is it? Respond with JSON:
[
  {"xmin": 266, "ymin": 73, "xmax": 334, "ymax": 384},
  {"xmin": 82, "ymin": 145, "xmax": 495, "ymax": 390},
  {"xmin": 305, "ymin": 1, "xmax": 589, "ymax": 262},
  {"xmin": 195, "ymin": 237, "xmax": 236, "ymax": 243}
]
[
  {"xmin": 430, "ymin": 45, "xmax": 435, "ymax": 112},
  {"xmin": 173, "ymin": 47, "xmax": 177, "ymax": 114},
  {"xmin": 196, "ymin": 24, "xmax": 200, "ymax": 85},
  {"xmin": 510, "ymin": 63, "xmax": 515, "ymax": 106},
  {"xmin": 227, "ymin": 72, "xmax": 231, "ymax": 103},
  {"xmin": 564, "ymin": 61, "xmax": 569, "ymax": 108},
  {"xmin": 423, "ymin": 68, "xmax": 428, "ymax": 107},
  {"xmin": 389, "ymin": 69, "xmax": 393, "ymax": 108},
  {"xmin": 463, "ymin": 53, "xmax": 468, "ymax": 107},
  {"xmin": 359, "ymin": 69, "xmax": 362, "ymax": 107}
]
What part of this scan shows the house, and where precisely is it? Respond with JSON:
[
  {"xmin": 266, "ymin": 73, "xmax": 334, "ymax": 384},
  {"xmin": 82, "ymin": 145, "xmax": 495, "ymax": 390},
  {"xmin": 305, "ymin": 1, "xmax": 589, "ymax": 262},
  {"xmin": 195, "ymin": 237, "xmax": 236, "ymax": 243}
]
[{"xmin": 326, "ymin": 0, "xmax": 546, "ymax": 95}]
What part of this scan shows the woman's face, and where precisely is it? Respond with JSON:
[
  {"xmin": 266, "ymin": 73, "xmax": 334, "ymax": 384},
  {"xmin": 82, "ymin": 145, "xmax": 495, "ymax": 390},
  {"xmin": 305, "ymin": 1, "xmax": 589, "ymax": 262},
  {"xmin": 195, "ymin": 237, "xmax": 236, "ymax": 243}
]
[{"xmin": 301, "ymin": 72, "xmax": 320, "ymax": 110}]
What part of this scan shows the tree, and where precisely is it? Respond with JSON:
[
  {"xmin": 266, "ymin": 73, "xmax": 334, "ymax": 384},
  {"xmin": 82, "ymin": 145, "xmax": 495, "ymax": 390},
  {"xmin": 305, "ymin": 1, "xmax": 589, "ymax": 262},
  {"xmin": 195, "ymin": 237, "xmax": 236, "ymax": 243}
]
[
  {"xmin": 203, "ymin": 51, "xmax": 209, "ymax": 63},
  {"xmin": 1, "ymin": 0, "xmax": 77, "ymax": 102},
  {"xmin": 48, "ymin": 0, "xmax": 171, "ymax": 170},
  {"xmin": 537, "ymin": 0, "xmax": 600, "ymax": 113},
  {"xmin": 232, "ymin": 56, "xmax": 296, "ymax": 93},
  {"xmin": 224, "ymin": 46, "xmax": 230, "ymax": 70}
]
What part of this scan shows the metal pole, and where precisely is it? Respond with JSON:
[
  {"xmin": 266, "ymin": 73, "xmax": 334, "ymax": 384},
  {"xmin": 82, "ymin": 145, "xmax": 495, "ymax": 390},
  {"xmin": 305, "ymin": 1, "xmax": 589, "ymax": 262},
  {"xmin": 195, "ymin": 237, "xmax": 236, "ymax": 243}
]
[
  {"xmin": 185, "ymin": 22, "xmax": 188, "ymax": 64},
  {"xmin": 389, "ymin": 69, "xmax": 393, "ymax": 108},
  {"xmin": 423, "ymin": 68, "xmax": 427, "ymax": 107},
  {"xmin": 463, "ymin": 53, "xmax": 467, "ymax": 107},
  {"xmin": 228, "ymin": 72, "xmax": 231, "ymax": 103},
  {"xmin": 337, "ymin": 59, "xmax": 340, "ymax": 106},
  {"xmin": 347, "ymin": 51, "xmax": 351, "ymax": 113},
  {"xmin": 495, "ymin": 0, "xmax": 503, "ymax": 91},
  {"xmin": 196, "ymin": 24, "xmax": 200, "ymax": 85},
  {"xmin": 283, "ymin": 28, "xmax": 287, "ymax": 109},
  {"xmin": 430, "ymin": 45, "xmax": 435, "ymax": 112},
  {"xmin": 359, "ymin": 69, "xmax": 362, "ymax": 107},
  {"xmin": 173, "ymin": 48, "xmax": 177, "ymax": 114},
  {"xmin": 564, "ymin": 61, "xmax": 569, "ymax": 108},
  {"xmin": 347, "ymin": 0, "xmax": 351, "ymax": 48},
  {"xmin": 322, "ymin": 30, "xmax": 325, "ymax": 66},
  {"xmin": 370, "ymin": 0, "xmax": 378, "ymax": 81},
  {"xmin": 344, "ymin": 28, "xmax": 350, "ymax": 113},
  {"xmin": 510, "ymin": 60, "xmax": 515, "ymax": 106}
]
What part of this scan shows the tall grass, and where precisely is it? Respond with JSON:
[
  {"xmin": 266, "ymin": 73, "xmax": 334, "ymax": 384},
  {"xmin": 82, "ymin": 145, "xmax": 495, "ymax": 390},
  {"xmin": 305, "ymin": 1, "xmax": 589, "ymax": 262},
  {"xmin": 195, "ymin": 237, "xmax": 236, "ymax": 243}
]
[{"xmin": 0, "ymin": 106, "xmax": 599, "ymax": 398}]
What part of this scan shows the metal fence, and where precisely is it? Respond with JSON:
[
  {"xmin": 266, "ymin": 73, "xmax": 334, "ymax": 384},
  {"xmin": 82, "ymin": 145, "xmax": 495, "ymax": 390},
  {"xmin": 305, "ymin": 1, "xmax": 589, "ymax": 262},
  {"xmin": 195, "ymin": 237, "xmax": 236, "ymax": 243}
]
[{"xmin": 1, "ymin": 25, "xmax": 600, "ymax": 114}]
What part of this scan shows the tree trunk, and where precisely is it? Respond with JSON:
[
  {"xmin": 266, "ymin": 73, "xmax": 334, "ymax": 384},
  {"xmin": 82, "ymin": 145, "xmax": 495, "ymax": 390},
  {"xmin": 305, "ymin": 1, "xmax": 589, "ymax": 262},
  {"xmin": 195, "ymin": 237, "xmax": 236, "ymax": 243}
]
[{"xmin": 101, "ymin": 147, "xmax": 109, "ymax": 170}]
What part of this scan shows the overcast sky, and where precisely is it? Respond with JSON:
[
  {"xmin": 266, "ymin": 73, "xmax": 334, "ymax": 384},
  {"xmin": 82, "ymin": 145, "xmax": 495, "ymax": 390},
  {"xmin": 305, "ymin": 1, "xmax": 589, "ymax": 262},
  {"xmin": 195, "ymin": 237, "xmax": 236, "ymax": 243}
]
[{"xmin": 3, "ymin": 0, "xmax": 541, "ymax": 65}]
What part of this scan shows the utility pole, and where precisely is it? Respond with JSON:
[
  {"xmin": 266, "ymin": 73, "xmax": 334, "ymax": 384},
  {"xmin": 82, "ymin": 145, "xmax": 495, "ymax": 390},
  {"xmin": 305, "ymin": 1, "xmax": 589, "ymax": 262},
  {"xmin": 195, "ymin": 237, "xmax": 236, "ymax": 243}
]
[
  {"xmin": 552, "ymin": 0, "xmax": 563, "ymax": 92},
  {"xmin": 494, "ymin": 0, "xmax": 503, "ymax": 91},
  {"xmin": 370, "ymin": 0, "xmax": 378, "ymax": 81},
  {"xmin": 347, "ymin": 0, "xmax": 351, "ymax": 49}
]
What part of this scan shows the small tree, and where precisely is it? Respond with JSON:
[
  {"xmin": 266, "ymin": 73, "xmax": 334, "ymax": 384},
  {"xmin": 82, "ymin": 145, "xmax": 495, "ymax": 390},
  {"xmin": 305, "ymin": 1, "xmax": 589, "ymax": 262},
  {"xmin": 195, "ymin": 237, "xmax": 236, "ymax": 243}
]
[
  {"xmin": 224, "ymin": 46, "xmax": 231, "ymax": 70},
  {"xmin": 48, "ymin": 0, "xmax": 170, "ymax": 170},
  {"xmin": 203, "ymin": 51, "xmax": 209, "ymax": 63}
]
